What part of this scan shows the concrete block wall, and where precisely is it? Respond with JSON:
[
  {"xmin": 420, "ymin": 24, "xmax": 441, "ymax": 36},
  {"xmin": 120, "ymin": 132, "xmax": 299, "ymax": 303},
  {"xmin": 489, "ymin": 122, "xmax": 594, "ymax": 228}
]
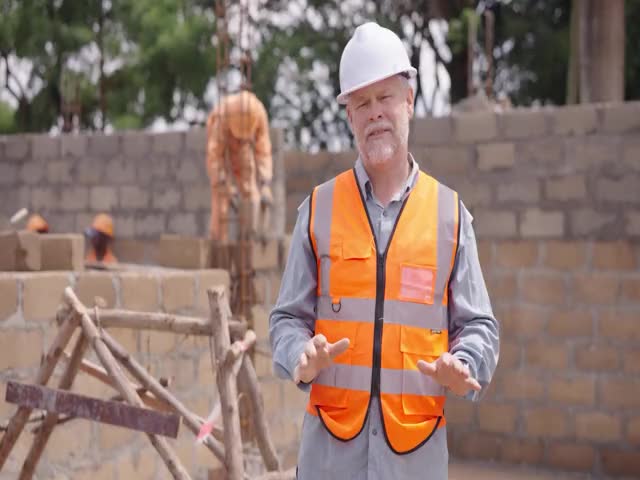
[
  {"xmin": 0, "ymin": 263, "xmax": 305, "ymax": 479},
  {"xmin": 0, "ymin": 128, "xmax": 286, "ymax": 241},
  {"xmin": 283, "ymin": 102, "xmax": 640, "ymax": 238}
]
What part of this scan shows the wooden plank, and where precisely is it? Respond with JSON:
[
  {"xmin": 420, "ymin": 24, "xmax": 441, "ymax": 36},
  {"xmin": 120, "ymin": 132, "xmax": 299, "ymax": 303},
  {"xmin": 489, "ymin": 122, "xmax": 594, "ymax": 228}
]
[{"xmin": 5, "ymin": 381, "xmax": 180, "ymax": 438}]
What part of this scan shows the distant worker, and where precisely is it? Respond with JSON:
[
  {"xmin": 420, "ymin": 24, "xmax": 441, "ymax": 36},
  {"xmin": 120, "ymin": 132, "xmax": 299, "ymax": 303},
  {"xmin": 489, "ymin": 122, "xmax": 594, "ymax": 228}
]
[
  {"xmin": 85, "ymin": 213, "xmax": 118, "ymax": 264},
  {"xmin": 205, "ymin": 89, "xmax": 273, "ymax": 242},
  {"xmin": 26, "ymin": 214, "xmax": 49, "ymax": 233}
]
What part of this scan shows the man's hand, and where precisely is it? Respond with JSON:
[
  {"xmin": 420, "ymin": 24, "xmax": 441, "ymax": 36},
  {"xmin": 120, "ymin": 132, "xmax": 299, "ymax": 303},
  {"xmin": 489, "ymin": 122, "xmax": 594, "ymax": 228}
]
[
  {"xmin": 417, "ymin": 353, "xmax": 481, "ymax": 397},
  {"xmin": 260, "ymin": 183, "xmax": 273, "ymax": 207},
  {"xmin": 293, "ymin": 334, "xmax": 350, "ymax": 384}
]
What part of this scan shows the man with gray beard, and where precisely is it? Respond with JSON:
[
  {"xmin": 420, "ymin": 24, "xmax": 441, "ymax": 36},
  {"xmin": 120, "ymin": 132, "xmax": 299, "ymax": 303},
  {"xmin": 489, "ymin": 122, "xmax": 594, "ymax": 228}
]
[{"xmin": 270, "ymin": 22, "xmax": 499, "ymax": 479}]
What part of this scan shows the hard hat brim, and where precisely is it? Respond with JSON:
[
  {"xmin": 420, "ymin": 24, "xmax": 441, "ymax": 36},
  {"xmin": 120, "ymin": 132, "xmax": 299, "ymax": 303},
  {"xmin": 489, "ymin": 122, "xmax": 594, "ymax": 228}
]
[{"xmin": 336, "ymin": 67, "xmax": 417, "ymax": 105}]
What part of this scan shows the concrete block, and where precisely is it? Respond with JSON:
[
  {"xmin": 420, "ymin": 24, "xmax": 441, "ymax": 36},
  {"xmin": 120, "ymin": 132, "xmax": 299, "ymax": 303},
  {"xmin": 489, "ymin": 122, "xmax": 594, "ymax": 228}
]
[
  {"xmin": 175, "ymin": 160, "xmax": 201, "ymax": 182},
  {"xmin": 158, "ymin": 235, "xmax": 210, "ymax": 269},
  {"xmin": 119, "ymin": 185, "xmax": 150, "ymax": 209},
  {"xmin": 20, "ymin": 160, "xmax": 45, "ymax": 185},
  {"xmin": 575, "ymin": 344, "xmax": 620, "ymax": 371},
  {"xmin": 601, "ymin": 448, "xmax": 640, "ymax": 478},
  {"xmin": 122, "ymin": 131, "xmax": 151, "ymax": 157},
  {"xmin": 135, "ymin": 214, "xmax": 166, "ymax": 237},
  {"xmin": 574, "ymin": 273, "xmax": 620, "ymax": 305},
  {"xmin": 548, "ymin": 376, "xmax": 596, "ymax": 406},
  {"xmin": 152, "ymin": 131, "xmax": 184, "ymax": 155},
  {"xmin": 593, "ymin": 241, "xmax": 637, "ymax": 270},
  {"xmin": 523, "ymin": 407, "xmax": 568, "ymax": 438},
  {"xmin": 626, "ymin": 212, "xmax": 640, "ymax": 236},
  {"xmin": 623, "ymin": 139, "xmax": 640, "ymax": 171},
  {"xmin": 547, "ymin": 308, "xmax": 593, "ymax": 337},
  {"xmin": 90, "ymin": 186, "xmax": 118, "ymax": 211},
  {"xmin": 477, "ymin": 143, "xmax": 515, "ymax": 171},
  {"xmin": 252, "ymin": 239, "xmax": 279, "ymax": 270},
  {"xmin": 496, "ymin": 179, "xmax": 540, "ymax": 203},
  {"xmin": 472, "ymin": 210, "xmax": 517, "ymax": 238},
  {"xmin": 409, "ymin": 117, "xmax": 453, "ymax": 145},
  {"xmin": 553, "ymin": 105, "xmax": 598, "ymax": 135},
  {"xmin": 0, "ymin": 231, "xmax": 41, "ymax": 271},
  {"xmin": 119, "ymin": 273, "xmax": 159, "ymax": 311},
  {"xmin": 60, "ymin": 186, "xmax": 89, "ymax": 211},
  {"xmin": 494, "ymin": 241, "xmax": 539, "ymax": 268},
  {"xmin": 76, "ymin": 158, "xmax": 104, "ymax": 184},
  {"xmin": 453, "ymin": 180, "xmax": 492, "ymax": 207},
  {"xmin": 600, "ymin": 101, "xmax": 640, "ymax": 133},
  {"xmin": 40, "ymin": 233, "xmax": 84, "ymax": 271},
  {"xmin": 5, "ymin": 136, "xmax": 30, "ymax": 160},
  {"xmin": 22, "ymin": 272, "xmax": 70, "ymax": 321},
  {"xmin": 184, "ymin": 184, "xmax": 211, "ymax": 210},
  {"xmin": 543, "ymin": 241, "xmax": 587, "ymax": 270},
  {"xmin": 60, "ymin": 134, "xmax": 87, "ymax": 157},
  {"xmin": 167, "ymin": 213, "xmax": 198, "ymax": 236},
  {"xmin": 517, "ymin": 138, "xmax": 564, "ymax": 164},
  {"xmin": 499, "ymin": 109, "xmax": 548, "ymax": 139},
  {"xmin": 152, "ymin": 188, "xmax": 181, "ymax": 210},
  {"xmin": 161, "ymin": 272, "xmax": 195, "ymax": 313},
  {"xmin": 16, "ymin": 231, "xmax": 41, "ymax": 271},
  {"xmin": 454, "ymin": 112, "xmax": 497, "ymax": 143},
  {"xmin": 32, "ymin": 135, "xmax": 60, "ymax": 160},
  {"xmin": 112, "ymin": 238, "xmax": 156, "ymax": 264},
  {"xmin": 568, "ymin": 137, "xmax": 619, "ymax": 168},
  {"xmin": 185, "ymin": 127, "xmax": 206, "ymax": 153},
  {"xmin": 75, "ymin": 272, "xmax": 116, "ymax": 308},
  {"xmin": 105, "ymin": 158, "xmax": 136, "ymax": 183},
  {"xmin": 0, "ymin": 276, "xmax": 18, "ymax": 321},
  {"xmin": 547, "ymin": 443, "xmax": 595, "ymax": 472},
  {"xmin": 596, "ymin": 177, "xmax": 640, "ymax": 204},
  {"xmin": 424, "ymin": 146, "xmax": 471, "ymax": 175},
  {"xmin": 520, "ymin": 272, "xmax": 566, "ymax": 305},
  {"xmin": 89, "ymin": 133, "xmax": 121, "ymax": 157},
  {"xmin": 520, "ymin": 208, "xmax": 564, "ymax": 237},
  {"xmin": 576, "ymin": 412, "xmax": 622, "ymax": 442},
  {"xmin": 570, "ymin": 209, "xmax": 617, "ymax": 236},
  {"xmin": 46, "ymin": 160, "xmax": 72, "ymax": 183},
  {"xmin": 0, "ymin": 328, "xmax": 44, "ymax": 369},
  {"xmin": 0, "ymin": 163, "xmax": 18, "ymax": 185},
  {"xmin": 545, "ymin": 174, "xmax": 587, "ymax": 201},
  {"xmin": 477, "ymin": 402, "xmax": 518, "ymax": 434}
]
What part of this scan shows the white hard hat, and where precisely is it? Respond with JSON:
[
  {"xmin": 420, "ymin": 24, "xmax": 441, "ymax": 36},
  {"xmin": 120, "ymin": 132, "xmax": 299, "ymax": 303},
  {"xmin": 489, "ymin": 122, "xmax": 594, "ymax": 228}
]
[{"xmin": 337, "ymin": 22, "xmax": 417, "ymax": 105}]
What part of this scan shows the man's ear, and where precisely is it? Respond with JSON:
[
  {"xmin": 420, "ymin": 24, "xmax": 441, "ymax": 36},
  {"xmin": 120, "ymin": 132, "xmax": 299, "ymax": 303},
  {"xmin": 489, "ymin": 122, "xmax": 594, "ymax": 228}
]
[
  {"xmin": 346, "ymin": 103, "xmax": 354, "ymax": 132},
  {"xmin": 407, "ymin": 86, "xmax": 415, "ymax": 119}
]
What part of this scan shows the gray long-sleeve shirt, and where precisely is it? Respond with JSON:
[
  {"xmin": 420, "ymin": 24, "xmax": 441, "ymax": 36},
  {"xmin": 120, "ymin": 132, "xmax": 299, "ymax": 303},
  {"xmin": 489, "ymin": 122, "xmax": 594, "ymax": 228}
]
[{"xmin": 269, "ymin": 156, "xmax": 499, "ymax": 480}]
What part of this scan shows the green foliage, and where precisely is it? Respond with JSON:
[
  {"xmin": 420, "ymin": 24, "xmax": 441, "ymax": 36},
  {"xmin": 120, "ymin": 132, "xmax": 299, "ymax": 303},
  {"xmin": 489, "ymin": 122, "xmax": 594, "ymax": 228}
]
[{"xmin": 0, "ymin": 100, "xmax": 16, "ymax": 133}]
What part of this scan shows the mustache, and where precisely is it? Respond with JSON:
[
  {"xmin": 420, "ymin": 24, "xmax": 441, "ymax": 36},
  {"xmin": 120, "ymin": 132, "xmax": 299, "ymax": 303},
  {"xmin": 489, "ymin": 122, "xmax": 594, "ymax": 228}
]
[{"xmin": 364, "ymin": 121, "xmax": 393, "ymax": 138}]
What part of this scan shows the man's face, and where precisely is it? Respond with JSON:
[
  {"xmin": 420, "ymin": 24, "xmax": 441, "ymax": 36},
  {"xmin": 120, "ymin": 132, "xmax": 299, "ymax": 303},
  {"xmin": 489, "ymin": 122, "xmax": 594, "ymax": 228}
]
[{"xmin": 346, "ymin": 75, "xmax": 414, "ymax": 171}]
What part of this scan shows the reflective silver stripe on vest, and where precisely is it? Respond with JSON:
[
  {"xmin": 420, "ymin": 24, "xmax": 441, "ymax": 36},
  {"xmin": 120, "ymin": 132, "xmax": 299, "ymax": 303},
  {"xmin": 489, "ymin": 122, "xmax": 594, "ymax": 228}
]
[
  {"xmin": 384, "ymin": 299, "xmax": 447, "ymax": 330},
  {"xmin": 314, "ymin": 364, "xmax": 444, "ymax": 396},
  {"xmin": 434, "ymin": 182, "xmax": 457, "ymax": 305},
  {"xmin": 312, "ymin": 179, "xmax": 335, "ymax": 297},
  {"xmin": 317, "ymin": 296, "xmax": 376, "ymax": 323}
]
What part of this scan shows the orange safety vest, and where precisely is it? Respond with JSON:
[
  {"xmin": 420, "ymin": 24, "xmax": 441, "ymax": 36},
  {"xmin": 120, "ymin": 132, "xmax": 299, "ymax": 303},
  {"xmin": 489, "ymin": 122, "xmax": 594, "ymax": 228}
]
[{"xmin": 307, "ymin": 168, "xmax": 460, "ymax": 454}]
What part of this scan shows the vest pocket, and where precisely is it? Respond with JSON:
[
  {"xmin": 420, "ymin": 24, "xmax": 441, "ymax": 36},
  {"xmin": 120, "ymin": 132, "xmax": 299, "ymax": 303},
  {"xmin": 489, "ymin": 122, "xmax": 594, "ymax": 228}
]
[
  {"xmin": 399, "ymin": 325, "xmax": 447, "ymax": 416},
  {"xmin": 398, "ymin": 263, "xmax": 436, "ymax": 305}
]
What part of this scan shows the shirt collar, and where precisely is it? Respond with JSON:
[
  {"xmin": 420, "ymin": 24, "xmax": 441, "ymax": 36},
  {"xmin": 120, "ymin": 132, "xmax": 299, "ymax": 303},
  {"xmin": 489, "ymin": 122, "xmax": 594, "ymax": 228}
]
[{"xmin": 354, "ymin": 153, "xmax": 419, "ymax": 204}]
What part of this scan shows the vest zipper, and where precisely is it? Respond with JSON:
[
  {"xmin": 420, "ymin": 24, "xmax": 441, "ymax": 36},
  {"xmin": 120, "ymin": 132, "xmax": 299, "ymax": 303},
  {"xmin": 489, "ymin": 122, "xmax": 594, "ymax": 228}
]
[{"xmin": 371, "ymin": 252, "xmax": 386, "ymax": 399}]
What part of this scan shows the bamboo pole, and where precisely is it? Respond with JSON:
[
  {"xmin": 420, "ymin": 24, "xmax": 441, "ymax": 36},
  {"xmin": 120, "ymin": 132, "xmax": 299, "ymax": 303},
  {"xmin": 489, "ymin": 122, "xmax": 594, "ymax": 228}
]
[
  {"xmin": 254, "ymin": 468, "xmax": 297, "ymax": 480},
  {"xmin": 18, "ymin": 333, "xmax": 89, "ymax": 479},
  {"xmin": 0, "ymin": 308, "xmax": 79, "ymax": 469},
  {"xmin": 64, "ymin": 288, "xmax": 191, "ymax": 480},
  {"xmin": 100, "ymin": 330, "xmax": 226, "ymax": 463},
  {"xmin": 238, "ymin": 356, "xmax": 280, "ymax": 472},
  {"xmin": 208, "ymin": 286, "xmax": 244, "ymax": 480}
]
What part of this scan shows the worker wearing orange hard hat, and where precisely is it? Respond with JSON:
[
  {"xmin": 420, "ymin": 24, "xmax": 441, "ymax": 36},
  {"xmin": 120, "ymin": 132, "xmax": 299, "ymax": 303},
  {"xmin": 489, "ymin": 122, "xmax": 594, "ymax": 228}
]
[
  {"xmin": 84, "ymin": 213, "xmax": 118, "ymax": 264},
  {"xmin": 205, "ymin": 88, "xmax": 273, "ymax": 241},
  {"xmin": 26, "ymin": 214, "xmax": 49, "ymax": 233}
]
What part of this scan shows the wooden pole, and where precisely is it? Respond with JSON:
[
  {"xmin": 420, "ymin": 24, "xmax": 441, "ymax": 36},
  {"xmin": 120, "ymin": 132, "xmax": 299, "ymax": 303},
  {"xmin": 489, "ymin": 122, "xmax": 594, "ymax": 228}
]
[
  {"xmin": 238, "ymin": 356, "xmax": 280, "ymax": 472},
  {"xmin": 208, "ymin": 286, "xmax": 244, "ymax": 480},
  {"xmin": 60, "ymin": 352, "xmax": 172, "ymax": 412},
  {"xmin": 72, "ymin": 308, "xmax": 247, "ymax": 337},
  {"xmin": 64, "ymin": 288, "xmax": 191, "ymax": 480},
  {"xmin": 100, "ymin": 330, "xmax": 227, "ymax": 464},
  {"xmin": 18, "ymin": 333, "xmax": 89, "ymax": 479},
  {"xmin": 0, "ymin": 309, "xmax": 79, "ymax": 469}
]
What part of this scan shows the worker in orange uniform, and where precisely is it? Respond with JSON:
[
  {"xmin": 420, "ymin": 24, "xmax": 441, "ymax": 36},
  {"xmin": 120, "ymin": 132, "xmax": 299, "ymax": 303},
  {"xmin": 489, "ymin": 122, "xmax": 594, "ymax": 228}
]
[
  {"xmin": 26, "ymin": 214, "xmax": 49, "ymax": 233},
  {"xmin": 84, "ymin": 213, "xmax": 118, "ymax": 264},
  {"xmin": 205, "ymin": 88, "xmax": 273, "ymax": 242}
]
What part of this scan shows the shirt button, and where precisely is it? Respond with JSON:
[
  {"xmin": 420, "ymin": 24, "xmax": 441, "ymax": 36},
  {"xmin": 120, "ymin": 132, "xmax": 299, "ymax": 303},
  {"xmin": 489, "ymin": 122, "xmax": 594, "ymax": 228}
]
[{"xmin": 372, "ymin": 428, "xmax": 378, "ymax": 436}]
